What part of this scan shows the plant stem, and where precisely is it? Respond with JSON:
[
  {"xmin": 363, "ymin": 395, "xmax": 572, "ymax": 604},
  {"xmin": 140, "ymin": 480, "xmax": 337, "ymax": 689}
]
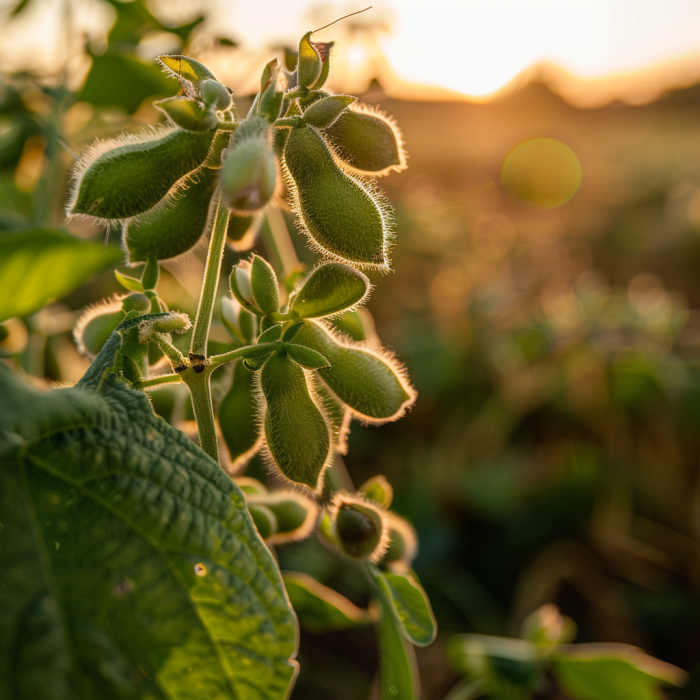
[
  {"xmin": 207, "ymin": 342, "xmax": 277, "ymax": 371},
  {"xmin": 138, "ymin": 373, "xmax": 183, "ymax": 389},
  {"xmin": 186, "ymin": 374, "xmax": 219, "ymax": 462},
  {"xmin": 190, "ymin": 190, "xmax": 230, "ymax": 358}
]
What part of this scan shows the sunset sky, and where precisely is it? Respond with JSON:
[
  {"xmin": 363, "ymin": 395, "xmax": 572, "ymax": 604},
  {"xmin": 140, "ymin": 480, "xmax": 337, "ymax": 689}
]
[{"xmin": 2, "ymin": 0, "xmax": 700, "ymax": 103}]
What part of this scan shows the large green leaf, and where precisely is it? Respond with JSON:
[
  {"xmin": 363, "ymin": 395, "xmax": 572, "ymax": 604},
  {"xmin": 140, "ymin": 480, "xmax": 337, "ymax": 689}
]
[
  {"xmin": 551, "ymin": 644, "xmax": 686, "ymax": 700},
  {"xmin": 373, "ymin": 570, "xmax": 436, "ymax": 646},
  {"xmin": 0, "ymin": 229, "xmax": 121, "ymax": 322},
  {"xmin": 0, "ymin": 328, "xmax": 298, "ymax": 698}
]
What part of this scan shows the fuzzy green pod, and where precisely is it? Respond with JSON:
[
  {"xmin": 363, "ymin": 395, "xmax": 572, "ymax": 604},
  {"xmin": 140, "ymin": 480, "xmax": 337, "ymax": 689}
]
[
  {"xmin": 248, "ymin": 492, "xmax": 318, "ymax": 545},
  {"xmin": 260, "ymin": 352, "xmax": 331, "ymax": 492},
  {"xmin": 314, "ymin": 382, "xmax": 350, "ymax": 454},
  {"xmin": 221, "ymin": 117, "xmax": 277, "ymax": 213},
  {"xmin": 219, "ymin": 360, "xmax": 262, "ymax": 469},
  {"xmin": 284, "ymin": 122, "xmax": 388, "ymax": 267},
  {"xmin": 324, "ymin": 106, "xmax": 406, "ymax": 176},
  {"xmin": 69, "ymin": 127, "xmax": 215, "ymax": 220},
  {"xmin": 331, "ymin": 308, "xmax": 376, "ymax": 342},
  {"xmin": 332, "ymin": 495, "xmax": 387, "ymax": 561},
  {"xmin": 302, "ymin": 95, "xmax": 356, "ymax": 129},
  {"xmin": 294, "ymin": 321, "xmax": 415, "ymax": 423},
  {"xmin": 290, "ymin": 262, "xmax": 369, "ymax": 318},
  {"xmin": 124, "ymin": 166, "xmax": 218, "ymax": 262}
]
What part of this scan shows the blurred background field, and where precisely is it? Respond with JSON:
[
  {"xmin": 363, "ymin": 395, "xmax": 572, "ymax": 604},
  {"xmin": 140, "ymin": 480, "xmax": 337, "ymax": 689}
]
[{"xmin": 2, "ymin": 0, "xmax": 700, "ymax": 697}]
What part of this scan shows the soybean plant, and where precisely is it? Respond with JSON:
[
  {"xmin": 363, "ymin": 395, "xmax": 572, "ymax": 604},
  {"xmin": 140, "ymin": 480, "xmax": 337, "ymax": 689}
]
[{"xmin": 59, "ymin": 22, "xmax": 432, "ymax": 699}]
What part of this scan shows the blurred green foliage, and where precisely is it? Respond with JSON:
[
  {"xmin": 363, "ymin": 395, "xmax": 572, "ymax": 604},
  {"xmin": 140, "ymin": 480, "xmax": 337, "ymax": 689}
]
[{"xmin": 1, "ymin": 2, "xmax": 700, "ymax": 698}]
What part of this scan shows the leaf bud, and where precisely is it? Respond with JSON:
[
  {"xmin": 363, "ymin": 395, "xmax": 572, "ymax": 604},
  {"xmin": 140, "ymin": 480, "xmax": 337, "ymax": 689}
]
[
  {"xmin": 157, "ymin": 55, "xmax": 217, "ymax": 91},
  {"xmin": 230, "ymin": 261, "xmax": 258, "ymax": 312},
  {"xmin": 220, "ymin": 296, "xmax": 256, "ymax": 344},
  {"xmin": 154, "ymin": 96, "xmax": 218, "ymax": 132},
  {"xmin": 221, "ymin": 118, "xmax": 277, "ymax": 214},
  {"xmin": 330, "ymin": 493, "xmax": 389, "ymax": 562},
  {"xmin": 359, "ymin": 475, "xmax": 393, "ymax": 508},
  {"xmin": 200, "ymin": 79, "xmax": 233, "ymax": 112},
  {"xmin": 250, "ymin": 254, "xmax": 280, "ymax": 315},
  {"xmin": 309, "ymin": 42, "xmax": 334, "ymax": 90},
  {"xmin": 520, "ymin": 604, "xmax": 576, "ymax": 649},
  {"xmin": 121, "ymin": 292, "xmax": 150, "ymax": 313},
  {"xmin": 297, "ymin": 32, "xmax": 322, "ymax": 89}
]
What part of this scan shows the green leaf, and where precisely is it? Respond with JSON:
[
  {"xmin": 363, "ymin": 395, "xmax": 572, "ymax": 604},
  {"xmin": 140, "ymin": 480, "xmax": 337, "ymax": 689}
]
[
  {"xmin": 154, "ymin": 96, "xmax": 218, "ymax": 132},
  {"xmin": 0, "ymin": 347, "xmax": 298, "ymax": 698},
  {"xmin": 282, "ymin": 321, "xmax": 305, "ymax": 343},
  {"xmin": 157, "ymin": 54, "xmax": 217, "ymax": 87},
  {"xmin": 302, "ymin": 95, "xmax": 356, "ymax": 129},
  {"xmin": 218, "ymin": 359, "xmax": 262, "ymax": 469},
  {"xmin": 376, "ymin": 575, "xmax": 420, "ymax": 700},
  {"xmin": 79, "ymin": 53, "xmax": 177, "ymax": 114},
  {"xmin": 282, "ymin": 571, "xmax": 372, "ymax": 634},
  {"xmin": 0, "ymin": 229, "xmax": 121, "ymax": 322},
  {"xmin": 114, "ymin": 269, "xmax": 144, "ymax": 292},
  {"xmin": 285, "ymin": 344, "xmax": 330, "ymax": 370},
  {"xmin": 373, "ymin": 570, "xmax": 436, "ymax": 646},
  {"xmin": 258, "ymin": 325, "xmax": 282, "ymax": 343},
  {"xmin": 551, "ymin": 644, "xmax": 687, "ymax": 700},
  {"xmin": 291, "ymin": 262, "xmax": 369, "ymax": 319}
]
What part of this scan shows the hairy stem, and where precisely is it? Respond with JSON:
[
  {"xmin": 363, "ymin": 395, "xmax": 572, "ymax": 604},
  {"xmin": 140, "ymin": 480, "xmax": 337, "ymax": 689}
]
[
  {"xmin": 190, "ymin": 190, "xmax": 230, "ymax": 358},
  {"xmin": 137, "ymin": 373, "xmax": 183, "ymax": 389},
  {"xmin": 185, "ymin": 374, "xmax": 219, "ymax": 462}
]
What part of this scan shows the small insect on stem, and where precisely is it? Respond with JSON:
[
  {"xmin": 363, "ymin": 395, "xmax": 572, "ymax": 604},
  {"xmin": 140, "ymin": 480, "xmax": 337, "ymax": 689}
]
[{"xmin": 312, "ymin": 6, "xmax": 372, "ymax": 34}]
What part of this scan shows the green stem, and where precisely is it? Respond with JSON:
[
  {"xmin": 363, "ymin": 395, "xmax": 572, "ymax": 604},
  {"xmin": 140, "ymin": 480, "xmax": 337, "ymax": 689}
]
[
  {"xmin": 208, "ymin": 342, "xmax": 277, "ymax": 371},
  {"xmin": 185, "ymin": 374, "xmax": 219, "ymax": 462},
  {"xmin": 152, "ymin": 333, "xmax": 186, "ymax": 369},
  {"xmin": 190, "ymin": 190, "xmax": 230, "ymax": 358},
  {"xmin": 137, "ymin": 373, "xmax": 183, "ymax": 389}
]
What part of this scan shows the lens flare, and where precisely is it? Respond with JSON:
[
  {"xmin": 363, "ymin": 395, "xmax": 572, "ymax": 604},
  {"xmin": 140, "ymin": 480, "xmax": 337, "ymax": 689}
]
[{"xmin": 501, "ymin": 138, "xmax": 582, "ymax": 208}]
